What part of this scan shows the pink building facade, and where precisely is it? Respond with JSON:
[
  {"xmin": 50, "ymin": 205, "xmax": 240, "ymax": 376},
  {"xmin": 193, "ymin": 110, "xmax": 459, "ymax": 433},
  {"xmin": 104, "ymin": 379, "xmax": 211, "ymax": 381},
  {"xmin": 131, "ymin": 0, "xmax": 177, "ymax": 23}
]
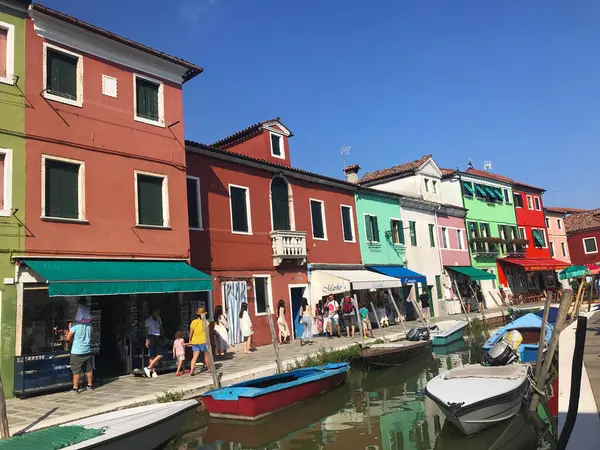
[{"xmin": 437, "ymin": 210, "xmax": 471, "ymax": 268}]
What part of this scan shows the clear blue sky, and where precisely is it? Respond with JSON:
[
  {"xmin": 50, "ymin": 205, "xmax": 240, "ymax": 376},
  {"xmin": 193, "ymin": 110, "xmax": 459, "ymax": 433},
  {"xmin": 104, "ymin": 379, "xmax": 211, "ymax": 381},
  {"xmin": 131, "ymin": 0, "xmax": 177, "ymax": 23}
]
[{"xmin": 44, "ymin": 1, "xmax": 600, "ymax": 208}]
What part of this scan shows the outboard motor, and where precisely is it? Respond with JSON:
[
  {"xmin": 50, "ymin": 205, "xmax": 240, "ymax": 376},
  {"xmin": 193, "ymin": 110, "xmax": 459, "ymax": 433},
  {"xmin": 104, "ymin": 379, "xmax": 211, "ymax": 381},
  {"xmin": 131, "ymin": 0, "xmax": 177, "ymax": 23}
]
[
  {"xmin": 485, "ymin": 341, "xmax": 519, "ymax": 366},
  {"xmin": 406, "ymin": 326, "xmax": 430, "ymax": 341}
]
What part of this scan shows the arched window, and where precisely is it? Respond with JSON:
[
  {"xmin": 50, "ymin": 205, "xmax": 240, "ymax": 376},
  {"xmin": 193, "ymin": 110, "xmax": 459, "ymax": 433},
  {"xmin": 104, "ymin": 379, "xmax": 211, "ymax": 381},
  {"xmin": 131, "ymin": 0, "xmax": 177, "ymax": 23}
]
[{"xmin": 271, "ymin": 177, "xmax": 290, "ymax": 230}]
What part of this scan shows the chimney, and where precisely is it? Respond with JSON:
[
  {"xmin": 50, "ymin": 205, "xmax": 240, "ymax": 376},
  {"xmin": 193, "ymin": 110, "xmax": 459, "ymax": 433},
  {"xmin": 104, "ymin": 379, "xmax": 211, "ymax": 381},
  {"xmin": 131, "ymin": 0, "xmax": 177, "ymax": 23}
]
[{"xmin": 344, "ymin": 164, "xmax": 361, "ymax": 184}]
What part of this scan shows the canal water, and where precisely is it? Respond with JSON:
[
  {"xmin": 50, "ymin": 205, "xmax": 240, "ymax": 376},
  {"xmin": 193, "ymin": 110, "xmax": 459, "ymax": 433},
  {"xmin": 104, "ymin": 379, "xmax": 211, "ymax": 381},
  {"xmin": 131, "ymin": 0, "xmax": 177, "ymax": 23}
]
[{"xmin": 165, "ymin": 337, "xmax": 544, "ymax": 450}]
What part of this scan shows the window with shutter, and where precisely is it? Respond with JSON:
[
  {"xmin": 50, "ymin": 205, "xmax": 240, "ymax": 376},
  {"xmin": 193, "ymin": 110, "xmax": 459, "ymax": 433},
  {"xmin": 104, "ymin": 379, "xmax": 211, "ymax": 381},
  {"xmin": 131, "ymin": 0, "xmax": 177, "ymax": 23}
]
[
  {"xmin": 583, "ymin": 238, "xmax": 598, "ymax": 254},
  {"xmin": 187, "ymin": 177, "xmax": 201, "ymax": 229},
  {"xmin": 364, "ymin": 215, "xmax": 373, "ymax": 242},
  {"xmin": 341, "ymin": 206, "xmax": 354, "ymax": 242},
  {"xmin": 47, "ymin": 49, "xmax": 78, "ymax": 100},
  {"xmin": 44, "ymin": 158, "xmax": 81, "ymax": 219},
  {"xmin": 514, "ymin": 193, "xmax": 523, "ymax": 208},
  {"xmin": 409, "ymin": 221, "xmax": 417, "ymax": 246},
  {"xmin": 0, "ymin": 27, "xmax": 7, "ymax": 78},
  {"xmin": 372, "ymin": 216, "xmax": 380, "ymax": 242},
  {"xmin": 391, "ymin": 219, "xmax": 404, "ymax": 245},
  {"xmin": 137, "ymin": 174, "xmax": 164, "ymax": 226},
  {"xmin": 310, "ymin": 200, "xmax": 325, "ymax": 239},
  {"xmin": 428, "ymin": 224, "xmax": 435, "ymax": 247},
  {"xmin": 271, "ymin": 177, "xmax": 290, "ymax": 230},
  {"xmin": 230, "ymin": 186, "xmax": 250, "ymax": 233},
  {"xmin": 135, "ymin": 77, "xmax": 160, "ymax": 121}
]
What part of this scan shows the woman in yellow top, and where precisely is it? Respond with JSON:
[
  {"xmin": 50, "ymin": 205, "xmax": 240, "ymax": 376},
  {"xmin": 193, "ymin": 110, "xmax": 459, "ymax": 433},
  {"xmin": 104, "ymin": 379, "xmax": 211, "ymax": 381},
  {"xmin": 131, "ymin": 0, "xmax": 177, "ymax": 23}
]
[{"xmin": 189, "ymin": 307, "xmax": 211, "ymax": 376}]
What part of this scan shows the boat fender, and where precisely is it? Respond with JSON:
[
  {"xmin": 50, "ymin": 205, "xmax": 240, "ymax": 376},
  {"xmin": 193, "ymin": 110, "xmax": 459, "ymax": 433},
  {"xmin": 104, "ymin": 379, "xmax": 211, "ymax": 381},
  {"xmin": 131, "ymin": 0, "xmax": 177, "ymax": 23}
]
[{"xmin": 447, "ymin": 401, "xmax": 465, "ymax": 413}]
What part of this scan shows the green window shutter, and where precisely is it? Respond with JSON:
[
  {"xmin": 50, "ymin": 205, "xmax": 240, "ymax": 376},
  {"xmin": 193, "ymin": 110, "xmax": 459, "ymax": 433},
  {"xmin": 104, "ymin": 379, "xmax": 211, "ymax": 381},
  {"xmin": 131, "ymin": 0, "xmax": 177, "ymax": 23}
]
[
  {"xmin": 136, "ymin": 78, "xmax": 159, "ymax": 121},
  {"xmin": 435, "ymin": 275, "xmax": 442, "ymax": 299},
  {"xmin": 45, "ymin": 159, "xmax": 79, "ymax": 219},
  {"xmin": 270, "ymin": 178, "xmax": 290, "ymax": 230},
  {"xmin": 429, "ymin": 224, "xmax": 435, "ymax": 247},
  {"xmin": 462, "ymin": 182, "xmax": 474, "ymax": 196},
  {"xmin": 137, "ymin": 175, "xmax": 164, "ymax": 226},
  {"xmin": 231, "ymin": 186, "xmax": 249, "ymax": 232},
  {"xmin": 341, "ymin": 206, "xmax": 353, "ymax": 241},
  {"xmin": 398, "ymin": 220, "xmax": 405, "ymax": 245},
  {"xmin": 310, "ymin": 200, "xmax": 324, "ymax": 238},
  {"xmin": 365, "ymin": 215, "xmax": 373, "ymax": 242},
  {"xmin": 372, "ymin": 216, "xmax": 380, "ymax": 242},
  {"xmin": 410, "ymin": 221, "xmax": 417, "ymax": 246},
  {"xmin": 47, "ymin": 49, "xmax": 77, "ymax": 100},
  {"xmin": 187, "ymin": 178, "xmax": 199, "ymax": 229}
]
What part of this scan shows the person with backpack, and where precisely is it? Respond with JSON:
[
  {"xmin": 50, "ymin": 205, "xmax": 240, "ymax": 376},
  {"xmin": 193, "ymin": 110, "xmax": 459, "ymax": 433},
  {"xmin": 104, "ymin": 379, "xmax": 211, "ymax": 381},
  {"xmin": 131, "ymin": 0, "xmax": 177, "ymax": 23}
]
[
  {"xmin": 325, "ymin": 295, "xmax": 341, "ymax": 338},
  {"xmin": 341, "ymin": 292, "xmax": 357, "ymax": 338}
]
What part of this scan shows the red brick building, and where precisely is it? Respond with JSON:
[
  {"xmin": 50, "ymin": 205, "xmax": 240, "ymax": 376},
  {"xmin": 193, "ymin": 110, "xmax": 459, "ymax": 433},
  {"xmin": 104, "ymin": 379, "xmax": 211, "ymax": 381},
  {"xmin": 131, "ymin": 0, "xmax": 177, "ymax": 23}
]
[
  {"xmin": 565, "ymin": 209, "xmax": 600, "ymax": 266},
  {"xmin": 186, "ymin": 119, "xmax": 363, "ymax": 346}
]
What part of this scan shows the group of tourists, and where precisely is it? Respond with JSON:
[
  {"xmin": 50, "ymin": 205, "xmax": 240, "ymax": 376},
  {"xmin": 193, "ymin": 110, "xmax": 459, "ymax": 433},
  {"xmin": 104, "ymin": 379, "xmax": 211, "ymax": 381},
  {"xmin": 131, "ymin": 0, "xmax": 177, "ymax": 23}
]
[{"xmin": 312, "ymin": 293, "xmax": 374, "ymax": 339}]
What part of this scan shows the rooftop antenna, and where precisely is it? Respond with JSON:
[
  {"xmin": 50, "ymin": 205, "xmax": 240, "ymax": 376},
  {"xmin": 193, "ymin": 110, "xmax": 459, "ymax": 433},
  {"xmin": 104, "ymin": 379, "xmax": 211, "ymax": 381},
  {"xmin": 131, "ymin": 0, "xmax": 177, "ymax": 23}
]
[
  {"xmin": 483, "ymin": 160, "xmax": 493, "ymax": 172},
  {"xmin": 341, "ymin": 145, "xmax": 351, "ymax": 171}
]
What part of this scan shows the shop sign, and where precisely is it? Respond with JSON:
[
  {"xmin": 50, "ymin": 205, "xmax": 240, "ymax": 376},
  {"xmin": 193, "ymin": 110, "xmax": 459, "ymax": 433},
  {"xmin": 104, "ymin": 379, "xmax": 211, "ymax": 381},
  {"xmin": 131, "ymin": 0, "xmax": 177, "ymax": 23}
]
[{"xmin": 322, "ymin": 282, "xmax": 350, "ymax": 294}]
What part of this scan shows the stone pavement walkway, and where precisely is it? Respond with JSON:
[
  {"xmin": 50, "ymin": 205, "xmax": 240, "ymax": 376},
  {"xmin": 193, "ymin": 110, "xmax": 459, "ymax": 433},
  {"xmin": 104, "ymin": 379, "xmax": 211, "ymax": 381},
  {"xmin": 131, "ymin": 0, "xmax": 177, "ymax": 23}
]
[
  {"xmin": 583, "ymin": 309, "xmax": 600, "ymax": 414},
  {"xmin": 5, "ymin": 307, "xmax": 512, "ymax": 435}
]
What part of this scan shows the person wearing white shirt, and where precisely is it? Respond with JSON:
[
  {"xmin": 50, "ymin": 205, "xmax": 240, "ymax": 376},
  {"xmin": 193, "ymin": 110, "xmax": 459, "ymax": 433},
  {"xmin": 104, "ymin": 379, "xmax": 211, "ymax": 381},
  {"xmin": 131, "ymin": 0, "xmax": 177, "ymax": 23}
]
[{"xmin": 144, "ymin": 308, "xmax": 164, "ymax": 378}]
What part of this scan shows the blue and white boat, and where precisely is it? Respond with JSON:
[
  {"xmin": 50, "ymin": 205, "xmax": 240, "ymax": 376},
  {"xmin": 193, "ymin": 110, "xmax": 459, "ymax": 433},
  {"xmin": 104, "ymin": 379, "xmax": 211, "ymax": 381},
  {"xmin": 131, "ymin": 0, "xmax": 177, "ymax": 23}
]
[
  {"xmin": 430, "ymin": 320, "xmax": 468, "ymax": 346},
  {"xmin": 483, "ymin": 313, "xmax": 552, "ymax": 363}
]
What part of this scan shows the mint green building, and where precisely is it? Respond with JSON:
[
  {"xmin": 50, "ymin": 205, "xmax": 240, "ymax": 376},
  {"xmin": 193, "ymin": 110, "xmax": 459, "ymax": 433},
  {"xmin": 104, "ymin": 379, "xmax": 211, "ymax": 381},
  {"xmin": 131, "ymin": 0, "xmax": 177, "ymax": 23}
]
[
  {"xmin": 354, "ymin": 190, "xmax": 406, "ymax": 266},
  {"xmin": 0, "ymin": 0, "xmax": 28, "ymax": 395}
]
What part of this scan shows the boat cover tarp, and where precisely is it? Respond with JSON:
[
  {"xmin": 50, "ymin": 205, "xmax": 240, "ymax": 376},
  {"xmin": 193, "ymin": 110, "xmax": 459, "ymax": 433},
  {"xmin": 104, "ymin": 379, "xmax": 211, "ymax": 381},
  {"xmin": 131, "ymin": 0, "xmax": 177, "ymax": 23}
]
[
  {"xmin": 443, "ymin": 364, "xmax": 528, "ymax": 380},
  {"xmin": 0, "ymin": 425, "xmax": 104, "ymax": 450},
  {"xmin": 20, "ymin": 258, "xmax": 213, "ymax": 297}
]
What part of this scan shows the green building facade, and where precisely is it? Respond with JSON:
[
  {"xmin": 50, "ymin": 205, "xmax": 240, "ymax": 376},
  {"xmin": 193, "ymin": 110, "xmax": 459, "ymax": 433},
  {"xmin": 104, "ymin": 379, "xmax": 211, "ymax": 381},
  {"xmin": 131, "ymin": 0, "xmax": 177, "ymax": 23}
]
[
  {"xmin": 354, "ymin": 190, "xmax": 406, "ymax": 266},
  {"xmin": 0, "ymin": 1, "xmax": 27, "ymax": 395},
  {"xmin": 459, "ymin": 171, "xmax": 518, "ymax": 281}
]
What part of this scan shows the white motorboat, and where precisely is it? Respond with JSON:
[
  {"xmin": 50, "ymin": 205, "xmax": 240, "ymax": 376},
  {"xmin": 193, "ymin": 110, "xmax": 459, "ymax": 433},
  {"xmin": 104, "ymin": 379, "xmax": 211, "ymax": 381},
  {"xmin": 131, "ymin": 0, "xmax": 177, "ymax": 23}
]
[
  {"xmin": 425, "ymin": 364, "xmax": 530, "ymax": 436},
  {"xmin": 429, "ymin": 320, "xmax": 468, "ymax": 346},
  {"xmin": 3, "ymin": 399, "xmax": 197, "ymax": 450}
]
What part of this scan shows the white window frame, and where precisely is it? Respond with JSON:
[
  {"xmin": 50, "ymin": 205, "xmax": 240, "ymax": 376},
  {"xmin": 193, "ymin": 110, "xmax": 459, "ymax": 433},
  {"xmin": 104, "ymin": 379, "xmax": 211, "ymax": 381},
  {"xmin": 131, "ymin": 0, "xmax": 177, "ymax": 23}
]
[
  {"xmin": 229, "ymin": 184, "xmax": 252, "ymax": 235},
  {"xmin": 269, "ymin": 132, "xmax": 285, "ymax": 159},
  {"xmin": 428, "ymin": 223, "xmax": 436, "ymax": 247},
  {"xmin": 309, "ymin": 198, "xmax": 327, "ymax": 240},
  {"xmin": 41, "ymin": 154, "xmax": 86, "ymax": 222},
  {"xmin": 43, "ymin": 42, "xmax": 83, "ymax": 108},
  {"xmin": 534, "ymin": 196, "xmax": 541, "ymax": 211},
  {"xmin": 186, "ymin": 175, "xmax": 203, "ymax": 231},
  {"xmin": 583, "ymin": 237, "xmax": 598, "ymax": 255},
  {"xmin": 0, "ymin": 21, "xmax": 15, "ymax": 85},
  {"xmin": 526, "ymin": 195, "xmax": 533, "ymax": 210},
  {"xmin": 557, "ymin": 219, "xmax": 563, "ymax": 230},
  {"xmin": 561, "ymin": 242, "xmax": 567, "ymax": 258},
  {"xmin": 0, "ymin": 148, "xmax": 13, "ymax": 217},
  {"xmin": 518, "ymin": 226, "xmax": 528, "ymax": 247},
  {"xmin": 390, "ymin": 218, "xmax": 404, "ymax": 246},
  {"xmin": 457, "ymin": 229, "xmax": 464, "ymax": 250},
  {"xmin": 134, "ymin": 170, "xmax": 170, "ymax": 228},
  {"xmin": 340, "ymin": 204, "xmax": 355, "ymax": 243},
  {"xmin": 424, "ymin": 178, "xmax": 429, "ymax": 192},
  {"xmin": 252, "ymin": 274, "xmax": 273, "ymax": 316},
  {"xmin": 549, "ymin": 241, "xmax": 555, "ymax": 258},
  {"xmin": 532, "ymin": 228, "xmax": 547, "ymax": 248},
  {"xmin": 363, "ymin": 213, "xmax": 379, "ymax": 244},
  {"xmin": 441, "ymin": 227, "xmax": 448, "ymax": 249},
  {"xmin": 432, "ymin": 180, "xmax": 438, "ymax": 193},
  {"xmin": 133, "ymin": 73, "xmax": 165, "ymax": 127},
  {"xmin": 504, "ymin": 189, "xmax": 511, "ymax": 203},
  {"xmin": 545, "ymin": 217, "xmax": 550, "ymax": 228}
]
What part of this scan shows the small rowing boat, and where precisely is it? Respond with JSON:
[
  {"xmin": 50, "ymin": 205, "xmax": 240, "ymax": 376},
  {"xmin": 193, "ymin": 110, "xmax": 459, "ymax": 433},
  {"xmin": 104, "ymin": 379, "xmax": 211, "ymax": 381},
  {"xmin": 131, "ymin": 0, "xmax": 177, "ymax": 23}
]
[
  {"xmin": 201, "ymin": 363, "xmax": 350, "ymax": 420},
  {"xmin": 0, "ymin": 400, "xmax": 198, "ymax": 450},
  {"xmin": 425, "ymin": 364, "xmax": 530, "ymax": 436},
  {"xmin": 483, "ymin": 313, "xmax": 552, "ymax": 363},
  {"xmin": 359, "ymin": 340, "xmax": 431, "ymax": 367},
  {"xmin": 430, "ymin": 320, "xmax": 468, "ymax": 346}
]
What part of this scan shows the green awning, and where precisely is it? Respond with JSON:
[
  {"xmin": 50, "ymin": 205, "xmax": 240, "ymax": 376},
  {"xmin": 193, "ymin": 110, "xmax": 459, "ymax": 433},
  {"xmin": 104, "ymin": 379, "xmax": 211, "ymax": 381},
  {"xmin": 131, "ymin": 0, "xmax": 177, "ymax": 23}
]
[
  {"xmin": 484, "ymin": 186, "xmax": 498, "ymax": 199},
  {"xmin": 475, "ymin": 185, "xmax": 487, "ymax": 197},
  {"xmin": 21, "ymin": 259, "xmax": 212, "ymax": 297},
  {"xmin": 463, "ymin": 182, "xmax": 474, "ymax": 194},
  {"xmin": 494, "ymin": 187, "xmax": 504, "ymax": 200},
  {"xmin": 445, "ymin": 266, "xmax": 497, "ymax": 280}
]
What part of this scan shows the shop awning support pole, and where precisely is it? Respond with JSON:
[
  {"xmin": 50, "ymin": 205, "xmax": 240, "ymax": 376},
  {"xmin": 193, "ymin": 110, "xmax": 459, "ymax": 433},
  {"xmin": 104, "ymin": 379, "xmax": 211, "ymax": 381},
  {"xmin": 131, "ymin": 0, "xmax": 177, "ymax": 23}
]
[
  {"xmin": 387, "ymin": 289, "xmax": 407, "ymax": 336},
  {"xmin": 452, "ymin": 279, "xmax": 471, "ymax": 327},
  {"xmin": 370, "ymin": 302, "xmax": 387, "ymax": 342},
  {"xmin": 351, "ymin": 295, "xmax": 365, "ymax": 342},
  {"xmin": 267, "ymin": 306, "xmax": 283, "ymax": 374},
  {"xmin": 470, "ymin": 286, "xmax": 490, "ymax": 331},
  {"xmin": 569, "ymin": 277, "xmax": 586, "ymax": 323},
  {"xmin": 0, "ymin": 373, "xmax": 9, "ymax": 440},
  {"xmin": 201, "ymin": 313, "xmax": 221, "ymax": 389}
]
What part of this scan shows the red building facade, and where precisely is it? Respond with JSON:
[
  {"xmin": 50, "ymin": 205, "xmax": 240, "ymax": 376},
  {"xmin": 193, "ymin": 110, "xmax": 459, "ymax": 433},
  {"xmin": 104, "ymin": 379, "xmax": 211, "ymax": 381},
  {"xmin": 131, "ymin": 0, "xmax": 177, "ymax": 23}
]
[
  {"xmin": 186, "ymin": 120, "xmax": 362, "ymax": 346},
  {"xmin": 512, "ymin": 183, "xmax": 551, "ymax": 259},
  {"xmin": 565, "ymin": 209, "xmax": 600, "ymax": 266}
]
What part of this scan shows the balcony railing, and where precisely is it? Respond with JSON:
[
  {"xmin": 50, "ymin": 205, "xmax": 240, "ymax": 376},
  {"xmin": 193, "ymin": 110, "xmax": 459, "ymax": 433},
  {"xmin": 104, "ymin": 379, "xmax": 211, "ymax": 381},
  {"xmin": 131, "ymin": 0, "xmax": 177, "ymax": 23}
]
[{"xmin": 270, "ymin": 230, "xmax": 307, "ymax": 266}]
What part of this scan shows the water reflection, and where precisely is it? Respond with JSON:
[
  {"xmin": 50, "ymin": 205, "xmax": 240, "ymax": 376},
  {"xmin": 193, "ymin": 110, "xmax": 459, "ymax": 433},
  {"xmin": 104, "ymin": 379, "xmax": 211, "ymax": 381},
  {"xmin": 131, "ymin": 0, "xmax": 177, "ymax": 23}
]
[{"xmin": 167, "ymin": 337, "xmax": 537, "ymax": 450}]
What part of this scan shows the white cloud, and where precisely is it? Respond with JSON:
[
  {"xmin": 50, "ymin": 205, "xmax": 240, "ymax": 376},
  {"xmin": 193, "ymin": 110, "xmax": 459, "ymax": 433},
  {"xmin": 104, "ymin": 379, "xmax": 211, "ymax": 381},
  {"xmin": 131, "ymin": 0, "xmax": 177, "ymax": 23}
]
[{"xmin": 179, "ymin": 0, "xmax": 219, "ymax": 22}]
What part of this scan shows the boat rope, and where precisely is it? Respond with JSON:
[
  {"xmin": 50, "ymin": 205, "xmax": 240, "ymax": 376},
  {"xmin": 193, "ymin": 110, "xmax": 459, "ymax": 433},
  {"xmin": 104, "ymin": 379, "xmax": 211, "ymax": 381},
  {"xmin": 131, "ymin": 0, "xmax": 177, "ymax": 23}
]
[{"xmin": 527, "ymin": 374, "xmax": 546, "ymax": 397}]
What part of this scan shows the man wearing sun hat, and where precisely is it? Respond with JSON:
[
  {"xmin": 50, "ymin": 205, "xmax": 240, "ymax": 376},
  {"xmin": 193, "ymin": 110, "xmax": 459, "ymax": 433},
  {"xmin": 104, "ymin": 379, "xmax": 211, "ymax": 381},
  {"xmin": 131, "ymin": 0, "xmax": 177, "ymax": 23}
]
[{"xmin": 189, "ymin": 307, "xmax": 212, "ymax": 376}]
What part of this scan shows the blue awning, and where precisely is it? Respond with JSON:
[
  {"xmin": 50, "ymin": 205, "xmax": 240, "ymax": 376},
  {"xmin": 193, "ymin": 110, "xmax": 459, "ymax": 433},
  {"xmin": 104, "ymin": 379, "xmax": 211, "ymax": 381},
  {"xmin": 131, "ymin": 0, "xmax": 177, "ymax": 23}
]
[{"xmin": 369, "ymin": 266, "xmax": 427, "ymax": 284}]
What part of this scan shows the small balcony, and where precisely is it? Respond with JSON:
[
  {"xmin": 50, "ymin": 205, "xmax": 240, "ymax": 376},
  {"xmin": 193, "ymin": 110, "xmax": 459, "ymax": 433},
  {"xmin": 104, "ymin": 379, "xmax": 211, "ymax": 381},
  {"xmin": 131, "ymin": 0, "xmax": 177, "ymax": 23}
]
[
  {"xmin": 270, "ymin": 230, "xmax": 307, "ymax": 266},
  {"xmin": 470, "ymin": 237, "xmax": 500, "ymax": 257}
]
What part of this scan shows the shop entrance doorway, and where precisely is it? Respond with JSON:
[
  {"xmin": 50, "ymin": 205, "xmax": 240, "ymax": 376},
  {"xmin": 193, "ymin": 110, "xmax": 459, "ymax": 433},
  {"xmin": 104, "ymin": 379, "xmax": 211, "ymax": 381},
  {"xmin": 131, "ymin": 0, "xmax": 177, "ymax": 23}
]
[
  {"xmin": 94, "ymin": 296, "xmax": 128, "ymax": 379},
  {"xmin": 290, "ymin": 285, "xmax": 306, "ymax": 339}
]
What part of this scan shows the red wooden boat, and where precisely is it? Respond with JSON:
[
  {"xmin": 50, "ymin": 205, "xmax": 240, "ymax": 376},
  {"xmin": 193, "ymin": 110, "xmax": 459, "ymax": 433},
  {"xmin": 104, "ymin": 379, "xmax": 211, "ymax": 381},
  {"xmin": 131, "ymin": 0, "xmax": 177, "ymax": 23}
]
[{"xmin": 200, "ymin": 363, "xmax": 350, "ymax": 420}]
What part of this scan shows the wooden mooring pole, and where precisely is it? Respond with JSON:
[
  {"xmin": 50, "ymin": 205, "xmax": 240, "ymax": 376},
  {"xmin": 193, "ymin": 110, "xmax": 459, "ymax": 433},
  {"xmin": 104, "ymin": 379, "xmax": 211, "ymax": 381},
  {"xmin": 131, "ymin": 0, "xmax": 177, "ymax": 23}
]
[
  {"xmin": 370, "ymin": 302, "xmax": 387, "ymax": 342},
  {"xmin": 387, "ymin": 289, "xmax": 408, "ymax": 336},
  {"xmin": 351, "ymin": 295, "xmax": 365, "ymax": 342},
  {"xmin": 533, "ymin": 292, "xmax": 552, "ymax": 383},
  {"xmin": 267, "ymin": 306, "xmax": 283, "ymax": 373},
  {"xmin": 201, "ymin": 313, "xmax": 221, "ymax": 389}
]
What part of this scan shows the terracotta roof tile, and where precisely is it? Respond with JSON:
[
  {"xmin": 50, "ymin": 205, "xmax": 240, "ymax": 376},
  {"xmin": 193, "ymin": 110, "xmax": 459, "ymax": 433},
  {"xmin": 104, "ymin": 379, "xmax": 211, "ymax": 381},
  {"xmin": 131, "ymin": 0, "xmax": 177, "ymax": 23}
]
[
  {"xmin": 545, "ymin": 206, "xmax": 591, "ymax": 215},
  {"xmin": 211, "ymin": 118, "xmax": 292, "ymax": 149},
  {"xmin": 564, "ymin": 209, "xmax": 600, "ymax": 233},
  {"xmin": 30, "ymin": 4, "xmax": 203, "ymax": 81},
  {"xmin": 464, "ymin": 168, "xmax": 513, "ymax": 183},
  {"xmin": 360, "ymin": 154, "xmax": 432, "ymax": 183},
  {"xmin": 513, "ymin": 181, "xmax": 545, "ymax": 192}
]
